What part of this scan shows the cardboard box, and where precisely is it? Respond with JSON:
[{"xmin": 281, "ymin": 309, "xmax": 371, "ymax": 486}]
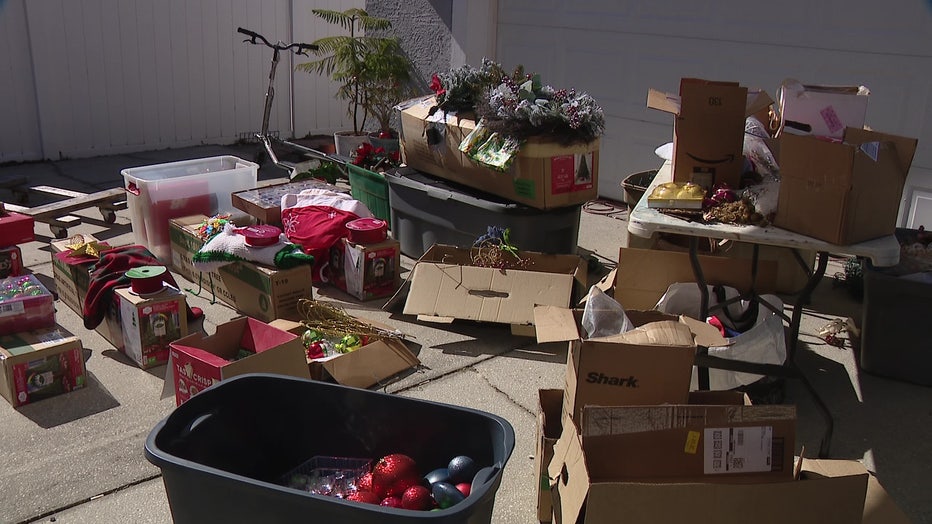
[
  {"xmin": 776, "ymin": 128, "xmax": 918, "ymax": 245},
  {"xmin": 0, "ymin": 246, "xmax": 23, "ymax": 279},
  {"xmin": 399, "ymin": 96, "xmax": 599, "ymax": 210},
  {"xmin": 615, "ymin": 247, "xmax": 778, "ymax": 311},
  {"xmin": 549, "ymin": 454, "xmax": 869, "ymax": 524},
  {"xmin": 0, "ymin": 209, "xmax": 35, "ymax": 247},
  {"xmin": 778, "ymin": 80, "xmax": 869, "ymax": 139},
  {"xmin": 403, "ymin": 244, "xmax": 586, "ymax": 326},
  {"xmin": 0, "ymin": 274, "xmax": 56, "ymax": 335},
  {"xmin": 647, "ymin": 79, "xmax": 749, "ymax": 190},
  {"xmin": 329, "ymin": 236, "xmax": 401, "ymax": 301},
  {"xmin": 168, "ymin": 316, "xmax": 310, "ymax": 406},
  {"xmin": 534, "ymin": 307, "xmax": 721, "ymax": 426},
  {"xmin": 169, "ymin": 215, "xmax": 237, "ymax": 305},
  {"xmin": 270, "ymin": 317, "xmax": 420, "ymax": 389},
  {"xmin": 0, "ymin": 325, "xmax": 86, "ymax": 407},
  {"xmin": 169, "ymin": 215, "xmax": 314, "ymax": 321},
  {"xmin": 231, "ymin": 180, "xmax": 340, "ymax": 226},
  {"xmin": 573, "ymin": 401, "xmax": 796, "ymax": 483},
  {"xmin": 115, "ymin": 286, "xmax": 188, "ymax": 369},
  {"xmin": 537, "ymin": 389, "xmax": 564, "ymax": 523}
]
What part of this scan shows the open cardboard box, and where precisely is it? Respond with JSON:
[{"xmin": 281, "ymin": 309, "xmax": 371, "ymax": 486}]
[
  {"xmin": 534, "ymin": 307, "xmax": 727, "ymax": 427},
  {"xmin": 777, "ymin": 80, "xmax": 869, "ymax": 139},
  {"xmin": 775, "ymin": 127, "xmax": 918, "ymax": 245},
  {"xmin": 270, "ymin": 317, "xmax": 419, "ymax": 389},
  {"xmin": 166, "ymin": 317, "xmax": 310, "ymax": 406},
  {"xmin": 402, "ymin": 244, "xmax": 586, "ymax": 328},
  {"xmin": 398, "ymin": 96, "xmax": 599, "ymax": 210}
]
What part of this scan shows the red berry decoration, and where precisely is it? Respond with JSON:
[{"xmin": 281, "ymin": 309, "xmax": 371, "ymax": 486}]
[
  {"xmin": 346, "ymin": 490, "xmax": 380, "ymax": 505},
  {"xmin": 401, "ymin": 485, "xmax": 432, "ymax": 511},
  {"xmin": 380, "ymin": 496, "xmax": 403, "ymax": 508},
  {"xmin": 372, "ymin": 454, "xmax": 420, "ymax": 498}
]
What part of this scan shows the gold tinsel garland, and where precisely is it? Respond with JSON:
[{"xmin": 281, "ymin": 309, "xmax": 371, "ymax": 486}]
[{"xmin": 296, "ymin": 299, "xmax": 403, "ymax": 341}]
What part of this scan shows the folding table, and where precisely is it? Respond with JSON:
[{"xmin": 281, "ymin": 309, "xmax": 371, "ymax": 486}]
[{"xmin": 627, "ymin": 160, "xmax": 900, "ymax": 457}]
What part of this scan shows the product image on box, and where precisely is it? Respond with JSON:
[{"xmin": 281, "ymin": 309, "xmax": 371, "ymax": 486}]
[
  {"xmin": 0, "ymin": 325, "xmax": 86, "ymax": 408},
  {"xmin": 0, "ymin": 246, "xmax": 23, "ymax": 279},
  {"xmin": 0, "ymin": 274, "xmax": 56, "ymax": 335},
  {"xmin": 116, "ymin": 266, "xmax": 189, "ymax": 369}
]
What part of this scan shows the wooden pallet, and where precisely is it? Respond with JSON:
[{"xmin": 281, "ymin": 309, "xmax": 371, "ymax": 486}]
[{"xmin": 2, "ymin": 185, "xmax": 127, "ymax": 239}]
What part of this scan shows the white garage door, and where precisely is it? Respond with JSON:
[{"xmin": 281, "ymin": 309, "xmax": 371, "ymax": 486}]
[{"xmin": 478, "ymin": 1, "xmax": 932, "ymax": 229}]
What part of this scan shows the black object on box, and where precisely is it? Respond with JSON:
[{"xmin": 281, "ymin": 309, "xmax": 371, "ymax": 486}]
[
  {"xmin": 860, "ymin": 229, "xmax": 932, "ymax": 386},
  {"xmin": 145, "ymin": 373, "xmax": 515, "ymax": 523},
  {"xmin": 386, "ymin": 168, "xmax": 581, "ymax": 258}
]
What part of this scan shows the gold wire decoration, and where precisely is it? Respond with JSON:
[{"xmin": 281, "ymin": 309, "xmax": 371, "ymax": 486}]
[
  {"xmin": 469, "ymin": 242, "xmax": 532, "ymax": 271},
  {"xmin": 297, "ymin": 299, "xmax": 403, "ymax": 340}
]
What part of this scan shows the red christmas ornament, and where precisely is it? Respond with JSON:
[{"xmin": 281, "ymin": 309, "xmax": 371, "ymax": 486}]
[
  {"xmin": 401, "ymin": 485, "xmax": 432, "ymax": 511},
  {"xmin": 371, "ymin": 453, "xmax": 420, "ymax": 498}
]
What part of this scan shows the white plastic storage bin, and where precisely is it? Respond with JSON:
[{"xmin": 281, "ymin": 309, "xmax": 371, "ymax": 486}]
[{"xmin": 122, "ymin": 156, "xmax": 258, "ymax": 262}]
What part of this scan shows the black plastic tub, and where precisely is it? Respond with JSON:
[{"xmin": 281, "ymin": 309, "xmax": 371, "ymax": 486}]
[
  {"xmin": 621, "ymin": 169, "xmax": 658, "ymax": 209},
  {"xmin": 145, "ymin": 374, "xmax": 515, "ymax": 523},
  {"xmin": 386, "ymin": 168, "xmax": 581, "ymax": 258}
]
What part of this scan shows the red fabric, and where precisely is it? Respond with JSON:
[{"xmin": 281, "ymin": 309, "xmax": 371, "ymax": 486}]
[{"xmin": 282, "ymin": 205, "xmax": 362, "ymax": 283}]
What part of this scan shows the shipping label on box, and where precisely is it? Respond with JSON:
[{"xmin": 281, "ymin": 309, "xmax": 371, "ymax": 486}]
[
  {"xmin": 168, "ymin": 317, "xmax": 310, "ymax": 406},
  {"xmin": 399, "ymin": 96, "xmax": 599, "ymax": 209},
  {"xmin": 648, "ymin": 79, "xmax": 749, "ymax": 190},
  {"xmin": 116, "ymin": 287, "xmax": 188, "ymax": 369},
  {"xmin": 0, "ymin": 326, "xmax": 86, "ymax": 407},
  {"xmin": 775, "ymin": 128, "xmax": 918, "ymax": 245},
  {"xmin": 330, "ymin": 237, "xmax": 401, "ymax": 301}
]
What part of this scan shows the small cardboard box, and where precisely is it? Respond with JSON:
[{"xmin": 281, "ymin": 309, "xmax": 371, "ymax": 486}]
[
  {"xmin": 270, "ymin": 317, "xmax": 420, "ymax": 389},
  {"xmin": 168, "ymin": 316, "xmax": 310, "ymax": 406},
  {"xmin": 536, "ymin": 389, "xmax": 564, "ymax": 523},
  {"xmin": 329, "ymin": 236, "xmax": 401, "ymax": 301},
  {"xmin": 573, "ymin": 401, "xmax": 797, "ymax": 483},
  {"xmin": 549, "ymin": 449, "xmax": 869, "ymax": 524},
  {"xmin": 0, "ymin": 274, "xmax": 56, "ymax": 335},
  {"xmin": 231, "ymin": 179, "xmax": 340, "ymax": 226},
  {"xmin": 778, "ymin": 80, "xmax": 869, "ymax": 139},
  {"xmin": 647, "ymin": 79, "xmax": 749, "ymax": 190},
  {"xmin": 398, "ymin": 96, "xmax": 599, "ymax": 210},
  {"xmin": 169, "ymin": 215, "xmax": 237, "ymax": 305},
  {"xmin": 403, "ymin": 244, "xmax": 587, "ymax": 327},
  {"xmin": 0, "ymin": 209, "xmax": 35, "ymax": 247},
  {"xmin": 0, "ymin": 246, "xmax": 23, "ymax": 279},
  {"xmin": 534, "ymin": 307, "xmax": 721, "ymax": 427},
  {"xmin": 0, "ymin": 325, "xmax": 86, "ymax": 407},
  {"xmin": 775, "ymin": 128, "xmax": 918, "ymax": 245},
  {"xmin": 218, "ymin": 261, "xmax": 314, "ymax": 322},
  {"xmin": 115, "ymin": 286, "xmax": 188, "ymax": 369}
]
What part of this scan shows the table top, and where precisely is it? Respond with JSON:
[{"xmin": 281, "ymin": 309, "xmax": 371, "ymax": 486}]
[{"xmin": 627, "ymin": 161, "xmax": 901, "ymax": 267}]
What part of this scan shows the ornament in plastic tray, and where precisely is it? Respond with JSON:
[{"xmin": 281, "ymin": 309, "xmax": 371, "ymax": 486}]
[
  {"xmin": 647, "ymin": 181, "xmax": 706, "ymax": 209},
  {"xmin": 0, "ymin": 274, "xmax": 56, "ymax": 335}
]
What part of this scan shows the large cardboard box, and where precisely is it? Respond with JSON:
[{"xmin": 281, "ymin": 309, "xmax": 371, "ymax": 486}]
[
  {"xmin": 168, "ymin": 316, "xmax": 310, "ymax": 406},
  {"xmin": 0, "ymin": 325, "xmax": 86, "ymax": 407},
  {"xmin": 778, "ymin": 80, "xmax": 869, "ymax": 139},
  {"xmin": 647, "ymin": 79, "xmax": 750, "ymax": 190},
  {"xmin": 170, "ymin": 215, "xmax": 314, "ymax": 321},
  {"xmin": 549, "ymin": 451, "xmax": 869, "ymax": 524},
  {"xmin": 534, "ymin": 307, "xmax": 723, "ymax": 426},
  {"xmin": 402, "ymin": 244, "xmax": 586, "ymax": 327},
  {"xmin": 115, "ymin": 286, "xmax": 188, "ymax": 369},
  {"xmin": 776, "ymin": 128, "xmax": 918, "ymax": 245},
  {"xmin": 270, "ymin": 317, "xmax": 420, "ymax": 389},
  {"xmin": 398, "ymin": 96, "xmax": 599, "ymax": 210},
  {"xmin": 328, "ymin": 236, "xmax": 401, "ymax": 301}
]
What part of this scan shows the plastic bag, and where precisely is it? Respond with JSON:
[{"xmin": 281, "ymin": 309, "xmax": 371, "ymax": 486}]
[
  {"xmin": 581, "ymin": 286, "xmax": 633, "ymax": 339},
  {"xmin": 743, "ymin": 116, "xmax": 779, "ymax": 180}
]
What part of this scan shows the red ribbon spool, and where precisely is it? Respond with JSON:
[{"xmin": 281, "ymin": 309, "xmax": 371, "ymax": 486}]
[
  {"xmin": 126, "ymin": 265, "xmax": 168, "ymax": 295},
  {"xmin": 346, "ymin": 217, "xmax": 388, "ymax": 244},
  {"xmin": 239, "ymin": 224, "xmax": 282, "ymax": 247}
]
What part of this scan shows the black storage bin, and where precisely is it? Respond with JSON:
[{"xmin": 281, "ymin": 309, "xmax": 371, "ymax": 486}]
[
  {"xmin": 145, "ymin": 374, "xmax": 515, "ymax": 523},
  {"xmin": 386, "ymin": 168, "xmax": 581, "ymax": 258},
  {"xmin": 860, "ymin": 228, "xmax": 932, "ymax": 386}
]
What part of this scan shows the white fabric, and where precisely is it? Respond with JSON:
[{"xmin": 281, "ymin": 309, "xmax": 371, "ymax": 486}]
[{"xmin": 280, "ymin": 188, "xmax": 373, "ymax": 218}]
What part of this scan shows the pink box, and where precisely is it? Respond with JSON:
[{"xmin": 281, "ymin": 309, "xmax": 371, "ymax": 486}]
[
  {"xmin": 0, "ymin": 211, "xmax": 34, "ymax": 248},
  {"xmin": 0, "ymin": 274, "xmax": 55, "ymax": 335}
]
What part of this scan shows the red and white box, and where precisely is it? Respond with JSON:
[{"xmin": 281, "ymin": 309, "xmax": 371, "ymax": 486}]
[
  {"xmin": 0, "ymin": 274, "xmax": 55, "ymax": 335},
  {"xmin": 0, "ymin": 210, "xmax": 34, "ymax": 247}
]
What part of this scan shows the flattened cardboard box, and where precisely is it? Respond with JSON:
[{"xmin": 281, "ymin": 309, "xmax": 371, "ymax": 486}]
[
  {"xmin": 534, "ymin": 307, "xmax": 725, "ymax": 426},
  {"xmin": 776, "ymin": 127, "xmax": 918, "ymax": 245},
  {"xmin": 0, "ymin": 325, "xmax": 86, "ymax": 407},
  {"xmin": 536, "ymin": 389, "xmax": 564, "ymax": 523},
  {"xmin": 404, "ymin": 244, "xmax": 586, "ymax": 327},
  {"xmin": 549, "ymin": 453, "xmax": 868, "ymax": 524},
  {"xmin": 271, "ymin": 317, "xmax": 419, "ymax": 389},
  {"xmin": 647, "ymin": 79, "xmax": 751, "ymax": 190},
  {"xmin": 399, "ymin": 96, "xmax": 599, "ymax": 210}
]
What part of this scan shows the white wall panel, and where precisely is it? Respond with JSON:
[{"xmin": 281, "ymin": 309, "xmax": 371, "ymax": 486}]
[{"xmin": 0, "ymin": 0, "xmax": 41, "ymax": 162}]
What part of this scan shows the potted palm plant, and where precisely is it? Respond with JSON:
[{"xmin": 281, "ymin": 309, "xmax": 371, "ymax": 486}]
[{"xmin": 297, "ymin": 8, "xmax": 413, "ymax": 156}]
